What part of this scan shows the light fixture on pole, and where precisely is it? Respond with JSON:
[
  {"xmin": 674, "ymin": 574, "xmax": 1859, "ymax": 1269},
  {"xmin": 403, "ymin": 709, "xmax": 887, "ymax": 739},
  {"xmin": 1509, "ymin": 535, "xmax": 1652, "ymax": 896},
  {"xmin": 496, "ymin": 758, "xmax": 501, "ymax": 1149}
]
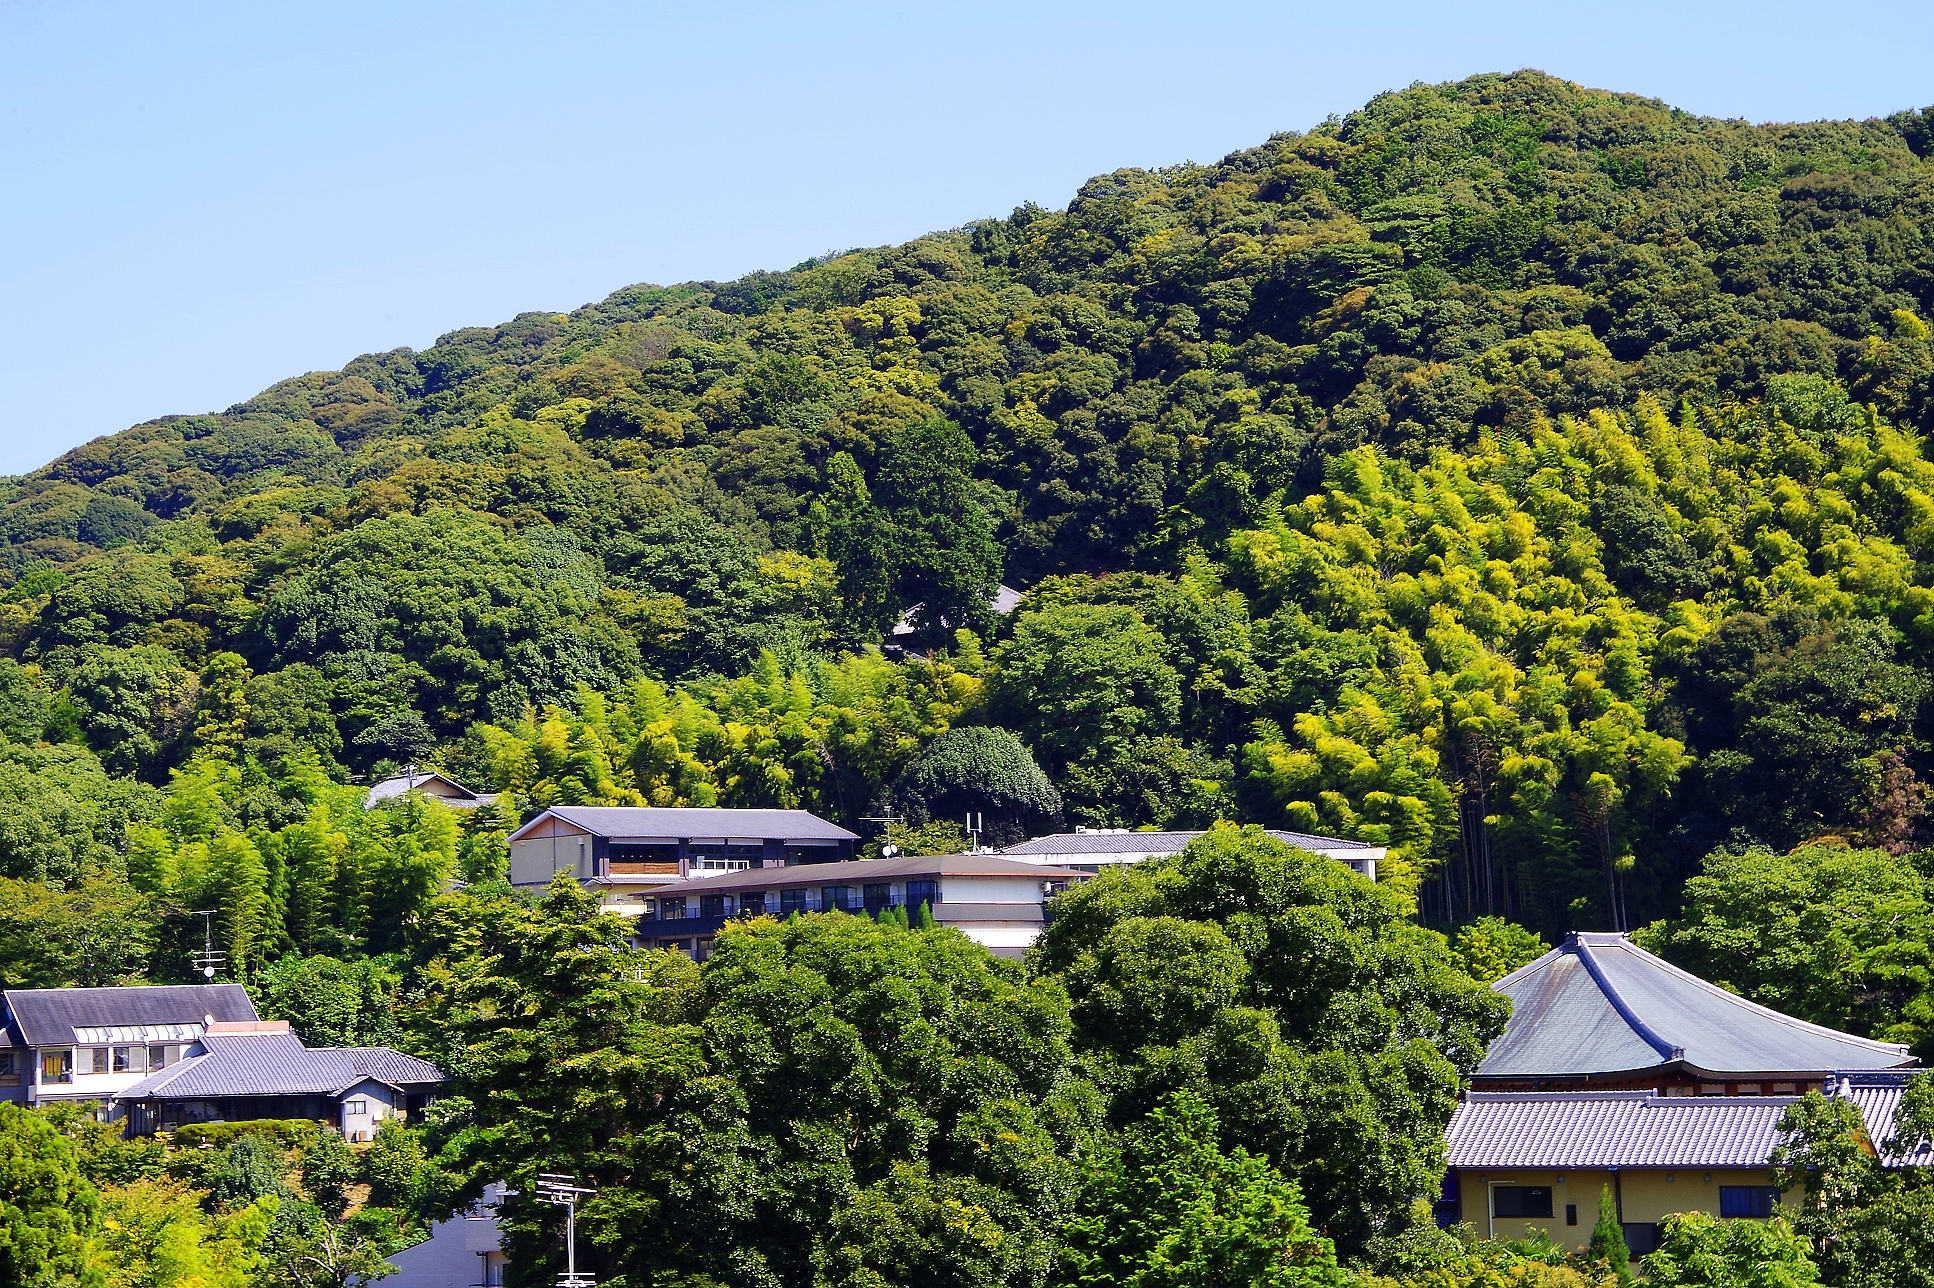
[{"xmin": 535, "ymin": 1173, "xmax": 596, "ymax": 1288}]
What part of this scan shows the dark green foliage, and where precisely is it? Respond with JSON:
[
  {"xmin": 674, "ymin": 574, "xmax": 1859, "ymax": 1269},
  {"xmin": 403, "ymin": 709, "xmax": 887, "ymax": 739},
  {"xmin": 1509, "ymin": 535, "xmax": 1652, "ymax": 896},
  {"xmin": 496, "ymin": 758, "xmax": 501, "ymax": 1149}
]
[
  {"xmin": 1589, "ymin": 1184, "xmax": 1631, "ymax": 1286},
  {"xmin": 1031, "ymin": 826, "xmax": 1509, "ymax": 1255},
  {"xmin": 251, "ymin": 953, "xmax": 401, "ymax": 1047},
  {"xmin": 891, "ymin": 725, "xmax": 1062, "ymax": 846}
]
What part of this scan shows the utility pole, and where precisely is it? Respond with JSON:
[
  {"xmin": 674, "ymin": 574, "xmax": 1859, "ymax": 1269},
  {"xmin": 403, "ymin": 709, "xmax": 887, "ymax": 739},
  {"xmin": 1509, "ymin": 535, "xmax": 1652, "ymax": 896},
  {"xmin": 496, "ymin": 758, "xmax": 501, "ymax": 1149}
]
[
  {"xmin": 536, "ymin": 1174, "xmax": 596, "ymax": 1288},
  {"xmin": 189, "ymin": 910, "xmax": 225, "ymax": 981}
]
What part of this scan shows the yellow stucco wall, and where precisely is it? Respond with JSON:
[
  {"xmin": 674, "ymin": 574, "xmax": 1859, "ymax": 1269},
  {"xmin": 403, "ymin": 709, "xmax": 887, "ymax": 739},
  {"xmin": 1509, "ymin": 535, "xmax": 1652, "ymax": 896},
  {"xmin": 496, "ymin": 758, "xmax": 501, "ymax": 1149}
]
[{"xmin": 1456, "ymin": 1167, "xmax": 1791, "ymax": 1251}]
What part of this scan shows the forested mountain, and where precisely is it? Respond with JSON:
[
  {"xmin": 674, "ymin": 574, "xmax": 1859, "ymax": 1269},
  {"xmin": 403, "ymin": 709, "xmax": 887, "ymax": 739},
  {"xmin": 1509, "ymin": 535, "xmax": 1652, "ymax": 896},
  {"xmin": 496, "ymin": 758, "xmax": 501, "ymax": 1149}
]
[{"xmin": 4, "ymin": 68, "xmax": 1934, "ymax": 964}]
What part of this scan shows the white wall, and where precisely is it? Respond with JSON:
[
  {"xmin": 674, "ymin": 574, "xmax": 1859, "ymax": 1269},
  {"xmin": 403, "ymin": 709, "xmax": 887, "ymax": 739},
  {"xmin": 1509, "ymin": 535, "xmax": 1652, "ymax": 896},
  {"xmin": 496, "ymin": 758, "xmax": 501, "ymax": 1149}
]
[{"xmin": 939, "ymin": 875, "xmax": 1048, "ymax": 904}]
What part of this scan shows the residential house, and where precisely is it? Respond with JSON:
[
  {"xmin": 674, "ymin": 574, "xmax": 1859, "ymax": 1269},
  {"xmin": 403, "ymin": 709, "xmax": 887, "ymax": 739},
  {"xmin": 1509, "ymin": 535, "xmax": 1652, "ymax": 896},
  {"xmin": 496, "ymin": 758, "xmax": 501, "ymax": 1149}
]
[
  {"xmin": 1473, "ymin": 932, "xmax": 1914, "ymax": 1095},
  {"xmin": 998, "ymin": 826, "xmax": 1381, "ymax": 881},
  {"xmin": 365, "ymin": 770, "xmax": 497, "ymax": 810},
  {"xmin": 631, "ymin": 852, "xmax": 1093, "ymax": 959},
  {"xmin": 507, "ymin": 806, "xmax": 860, "ymax": 913},
  {"xmin": 386, "ymin": 1183, "xmax": 508, "ymax": 1288},
  {"xmin": 0, "ymin": 984, "xmax": 260, "ymax": 1107},
  {"xmin": 1444, "ymin": 932, "xmax": 1924, "ymax": 1255},
  {"xmin": 115, "ymin": 1020, "xmax": 442, "ymax": 1140}
]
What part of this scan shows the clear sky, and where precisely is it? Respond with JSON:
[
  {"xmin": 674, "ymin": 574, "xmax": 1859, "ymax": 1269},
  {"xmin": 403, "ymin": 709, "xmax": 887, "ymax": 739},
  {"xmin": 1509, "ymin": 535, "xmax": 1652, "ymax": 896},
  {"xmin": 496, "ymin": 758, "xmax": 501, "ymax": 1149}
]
[{"xmin": 2, "ymin": 0, "xmax": 1931, "ymax": 475}]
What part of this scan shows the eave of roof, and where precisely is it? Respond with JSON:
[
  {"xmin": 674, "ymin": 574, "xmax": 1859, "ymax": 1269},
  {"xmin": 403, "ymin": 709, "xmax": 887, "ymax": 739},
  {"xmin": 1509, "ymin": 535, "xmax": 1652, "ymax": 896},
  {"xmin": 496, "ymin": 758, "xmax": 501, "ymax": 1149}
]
[
  {"xmin": 1447, "ymin": 1091, "xmax": 1801, "ymax": 1169},
  {"xmin": 998, "ymin": 828, "xmax": 1377, "ymax": 857},
  {"xmin": 3, "ymin": 985, "xmax": 259, "ymax": 1048},
  {"xmin": 508, "ymin": 806, "xmax": 858, "ymax": 844}
]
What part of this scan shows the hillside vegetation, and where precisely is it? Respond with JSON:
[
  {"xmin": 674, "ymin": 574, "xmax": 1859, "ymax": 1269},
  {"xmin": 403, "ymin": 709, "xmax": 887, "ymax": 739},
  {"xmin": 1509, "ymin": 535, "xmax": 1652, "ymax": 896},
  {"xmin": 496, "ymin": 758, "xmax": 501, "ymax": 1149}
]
[{"xmin": 2, "ymin": 69, "xmax": 1934, "ymax": 958}]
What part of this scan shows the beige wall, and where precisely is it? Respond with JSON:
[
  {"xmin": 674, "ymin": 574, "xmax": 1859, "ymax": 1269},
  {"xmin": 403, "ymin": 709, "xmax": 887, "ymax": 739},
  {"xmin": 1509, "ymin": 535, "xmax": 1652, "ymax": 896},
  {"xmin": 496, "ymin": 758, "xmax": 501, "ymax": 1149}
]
[
  {"xmin": 508, "ymin": 829, "xmax": 591, "ymax": 887},
  {"xmin": 1458, "ymin": 1167, "xmax": 1790, "ymax": 1251}
]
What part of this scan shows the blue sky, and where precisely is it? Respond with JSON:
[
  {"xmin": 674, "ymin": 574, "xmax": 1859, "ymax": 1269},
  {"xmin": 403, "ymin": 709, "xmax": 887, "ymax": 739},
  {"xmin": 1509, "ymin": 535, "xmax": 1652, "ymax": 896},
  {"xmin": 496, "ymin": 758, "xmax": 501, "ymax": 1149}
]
[{"xmin": 2, "ymin": 0, "xmax": 1931, "ymax": 475}]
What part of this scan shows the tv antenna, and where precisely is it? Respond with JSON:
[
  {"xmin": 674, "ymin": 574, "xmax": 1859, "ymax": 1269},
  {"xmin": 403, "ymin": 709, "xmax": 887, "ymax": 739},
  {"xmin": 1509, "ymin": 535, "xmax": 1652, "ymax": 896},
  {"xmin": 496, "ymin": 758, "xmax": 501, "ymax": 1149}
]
[
  {"xmin": 535, "ymin": 1174, "xmax": 597, "ymax": 1288},
  {"xmin": 188, "ymin": 910, "xmax": 225, "ymax": 981},
  {"xmin": 964, "ymin": 812, "xmax": 983, "ymax": 853},
  {"xmin": 861, "ymin": 813, "xmax": 904, "ymax": 858}
]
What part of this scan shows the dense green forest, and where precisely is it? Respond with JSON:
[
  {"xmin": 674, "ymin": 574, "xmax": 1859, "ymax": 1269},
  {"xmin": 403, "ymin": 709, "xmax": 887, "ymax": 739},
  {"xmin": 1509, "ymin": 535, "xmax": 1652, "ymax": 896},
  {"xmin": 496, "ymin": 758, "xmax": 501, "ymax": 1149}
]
[{"xmin": 6, "ymin": 65, "xmax": 1934, "ymax": 1288}]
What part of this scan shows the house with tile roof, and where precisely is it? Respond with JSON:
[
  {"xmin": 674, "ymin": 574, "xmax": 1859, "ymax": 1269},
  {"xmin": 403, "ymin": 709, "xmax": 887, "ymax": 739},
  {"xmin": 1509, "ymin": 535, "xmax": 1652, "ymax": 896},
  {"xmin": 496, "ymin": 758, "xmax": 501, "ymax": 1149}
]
[
  {"xmin": 365, "ymin": 769, "xmax": 497, "ymax": 810},
  {"xmin": 115, "ymin": 1020, "xmax": 442, "ymax": 1141},
  {"xmin": 997, "ymin": 827, "xmax": 1381, "ymax": 881},
  {"xmin": 0, "ymin": 984, "xmax": 260, "ymax": 1107},
  {"xmin": 631, "ymin": 852, "xmax": 1093, "ymax": 959},
  {"xmin": 1474, "ymin": 932, "xmax": 1914, "ymax": 1095},
  {"xmin": 507, "ymin": 806, "xmax": 860, "ymax": 914}
]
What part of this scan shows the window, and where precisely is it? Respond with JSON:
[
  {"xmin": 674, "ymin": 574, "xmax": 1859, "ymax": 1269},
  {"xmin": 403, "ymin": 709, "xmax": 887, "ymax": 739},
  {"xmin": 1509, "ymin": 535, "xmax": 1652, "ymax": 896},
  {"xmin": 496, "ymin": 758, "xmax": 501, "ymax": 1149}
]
[
  {"xmin": 1719, "ymin": 1186, "xmax": 1779, "ymax": 1218},
  {"xmin": 785, "ymin": 844, "xmax": 838, "ymax": 865},
  {"xmin": 739, "ymin": 891, "xmax": 766, "ymax": 917},
  {"xmin": 780, "ymin": 888, "xmax": 808, "ymax": 916},
  {"xmin": 88, "ymin": 1047, "xmax": 109, "ymax": 1075},
  {"xmin": 0, "ymin": 1052, "xmax": 13, "ymax": 1076},
  {"xmin": 610, "ymin": 843, "xmax": 679, "ymax": 865},
  {"xmin": 113, "ymin": 1047, "xmax": 141, "ymax": 1073},
  {"xmin": 344, "ymin": 1098, "xmax": 368, "ymax": 1117},
  {"xmin": 701, "ymin": 894, "xmax": 728, "ymax": 918},
  {"xmin": 659, "ymin": 897, "xmax": 687, "ymax": 920},
  {"xmin": 906, "ymin": 880, "xmax": 939, "ymax": 915},
  {"xmin": 149, "ymin": 1045, "xmax": 176, "ymax": 1070},
  {"xmin": 42, "ymin": 1050, "xmax": 73, "ymax": 1084},
  {"xmin": 1492, "ymin": 1186, "xmax": 1552, "ymax": 1219},
  {"xmin": 863, "ymin": 883, "xmax": 893, "ymax": 914},
  {"xmin": 690, "ymin": 842, "xmax": 761, "ymax": 871},
  {"xmin": 821, "ymin": 886, "xmax": 850, "ymax": 912},
  {"xmin": 1565, "ymin": 1203, "xmax": 1578, "ymax": 1226}
]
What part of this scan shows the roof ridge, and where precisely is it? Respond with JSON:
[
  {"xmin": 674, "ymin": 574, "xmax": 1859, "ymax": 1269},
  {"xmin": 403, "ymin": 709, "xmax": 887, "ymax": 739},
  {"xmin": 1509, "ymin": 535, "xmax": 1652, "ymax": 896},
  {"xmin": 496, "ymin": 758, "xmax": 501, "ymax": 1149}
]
[
  {"xmin": 1571, "ymin": 935, "xmax": 1684, "ymax": 1063},
  {"xmin": 1600, "ymin": 935, "xmax": 1910, "ymax": 1056}
]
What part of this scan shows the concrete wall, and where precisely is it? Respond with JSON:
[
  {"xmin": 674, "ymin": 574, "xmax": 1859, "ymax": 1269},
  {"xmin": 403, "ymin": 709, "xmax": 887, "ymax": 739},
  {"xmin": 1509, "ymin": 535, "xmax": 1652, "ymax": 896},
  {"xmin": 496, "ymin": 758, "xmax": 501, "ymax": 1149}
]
[
  {"xmin": 1455, "ymin": 1166, "xmax": 1790, "ymax": 1251},
  {"xmin": 508, "ymin": 826, "xmax": 592, "ymax": 887},
  {"xmin": 940, "ymin": 876, "xmax": 1046, "ymax": 903}
]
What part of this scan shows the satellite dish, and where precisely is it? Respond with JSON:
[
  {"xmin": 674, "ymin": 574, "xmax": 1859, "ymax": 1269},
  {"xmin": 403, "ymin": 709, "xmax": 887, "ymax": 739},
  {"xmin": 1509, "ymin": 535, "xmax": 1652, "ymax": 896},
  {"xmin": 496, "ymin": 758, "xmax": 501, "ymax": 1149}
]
[{"xmin": 881, "ymin": 844, "xmax": 899, "ymax": 858}]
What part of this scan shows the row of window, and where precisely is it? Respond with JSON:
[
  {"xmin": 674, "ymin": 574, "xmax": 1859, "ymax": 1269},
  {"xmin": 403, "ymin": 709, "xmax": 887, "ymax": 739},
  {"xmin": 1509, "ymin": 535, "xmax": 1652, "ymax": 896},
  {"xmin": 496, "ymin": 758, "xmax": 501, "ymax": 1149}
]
[
  {"xmin": 651, "ymin": 881, "xmax": 940, "ymax": 921},
  {"xmin": 609, "ymin": 843, "xmax": 843, "ymax": 872},
  {"xmin": 1490, "ymin": 1185, "xmax": 1780, "ymax": 1220},
  {"xmin": 1, "ymin": 1045, "xmax": 185, "ymax": 1083}
]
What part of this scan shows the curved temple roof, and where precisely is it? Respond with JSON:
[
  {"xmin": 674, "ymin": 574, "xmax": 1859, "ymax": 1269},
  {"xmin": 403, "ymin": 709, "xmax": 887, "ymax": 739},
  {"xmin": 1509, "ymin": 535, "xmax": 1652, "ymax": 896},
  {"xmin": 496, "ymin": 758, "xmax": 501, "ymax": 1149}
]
[{"xmin": 1477, "ymin": 933, "xmax": 1912, "ymax": 1081}]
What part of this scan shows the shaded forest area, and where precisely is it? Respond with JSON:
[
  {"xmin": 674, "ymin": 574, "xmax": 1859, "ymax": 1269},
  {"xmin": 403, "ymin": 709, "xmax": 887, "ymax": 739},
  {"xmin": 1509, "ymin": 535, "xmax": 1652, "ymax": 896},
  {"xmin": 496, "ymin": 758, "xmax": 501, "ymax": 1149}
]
[{"xmin": 1, "ymin": 69, "xmax": 1932, "ymax": 969}]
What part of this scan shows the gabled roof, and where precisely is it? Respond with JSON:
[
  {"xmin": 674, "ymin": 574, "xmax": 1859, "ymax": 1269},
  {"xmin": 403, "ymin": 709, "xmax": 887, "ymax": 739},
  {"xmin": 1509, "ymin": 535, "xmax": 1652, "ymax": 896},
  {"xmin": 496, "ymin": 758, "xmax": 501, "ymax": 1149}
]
[
  {"xmin": 643, "ymin": 852, "xmax": 1091, "ymax": 895},
  {"xmin": 999, "ymin": 828, "xmax": 1377, "ymax": 857},
  {"xmin": 508, "ymin": 806, "xmax": 857, "ymax": 844},
  {"xmin": 4, "ymin": 985, "xmax": 258, "ymax": 1047},
  {"xmin": 1831, "ymin": 1068, "xmax": 1934, "ymax": 1166},
  {"xmin": 115, "ymin": 1030, "xmax": 442, "ymax": 1101},
  {"xmin": 1477, "ymin": 933, "xmax": 1912, "ymax": 1080},
  {"xmin": 365, "ymin": 771, "xmax": 496, "ymax": 809},
  {"xmin": 1447, "ymin": 1091, "xmax": 1800, "ymax": 1169}
]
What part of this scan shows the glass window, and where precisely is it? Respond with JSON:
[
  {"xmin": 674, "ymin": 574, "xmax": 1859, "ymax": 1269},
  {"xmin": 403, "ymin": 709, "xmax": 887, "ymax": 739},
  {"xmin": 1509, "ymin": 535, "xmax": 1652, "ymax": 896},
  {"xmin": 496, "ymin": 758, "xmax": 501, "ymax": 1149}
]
[
  {"xmin": 1492, "ymin": 1186, "xmax": 1552, "ymax": 1219},
  {"xmin": 740, "ymin": 891, "xmax": 766, "ymax": 917},
  {"xmin": 113, "ymin": 1047, "xmax": 142, "ymax": 1073},
  {"xmin": 659, "ymin": 897, "xmax": 687, "ymax": 920},
  {"xmin": 821, "ymin": 886, "xmax": 849, "ymax": 912},
  {"xmin": 784, "ymin": 844, "xmax": 837, "ymax": 865},
  {"xmin": 42, "ymin": 1050, "xmax": 73, "ymax": 1083},
  {"xmin": 700, "ymin": 894, "xmax": 728, "ymax": 918},
  {"xmin": 610, "ymin": 843, "xmax": 679, "ymax": 864},
  {"xmin": 690, "ymin": 843, "xmax": 761, "ymax": 871},
  {"xmin": 0, "ymin": 1052, "xmax": 14, "ymax": 1076},
  {"xmin": 906, "ymin": 880, "xmax": 939, "ymax": 913},
  {"xmin": 780, "ymin": 888, "xmax": 808, "ymax": 916},
  {"xmin": 149, "ymin": 1045, "xmax": 175, "ymax": 1070},
  {"xmin": 344, "ymin": 1098, "xmax": 368, "ymax": 1116},
  {"xmin": 1719, "ymin": 1186, "xmax": 1779, "ymax": 1218},
  {"xmin": 88, "ymin": 1047, "xmax": 109, "ymax": 1075},
  {"xmin": 863, "ymin": 883, "xmax": 892, "ymax": 913}
]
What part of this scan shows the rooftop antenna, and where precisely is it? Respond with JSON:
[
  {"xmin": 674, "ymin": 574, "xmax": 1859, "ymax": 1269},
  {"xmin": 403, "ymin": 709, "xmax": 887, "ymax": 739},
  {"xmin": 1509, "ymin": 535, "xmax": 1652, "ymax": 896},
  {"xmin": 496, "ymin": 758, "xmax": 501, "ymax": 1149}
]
[
  {"xmin": 536, "ymin": 1173, "xmax": 597, "ymax": 1288},
  {"xmin": 964, "ymin": 812, "xmax": 983, "ymax": 853},
  {"xmin": 861, "ymin": 812, "xmax": 904, "ymax": 858},
  {"xmin": 188, "ymin": 910, "xmax": 225, "ymax": 981}
]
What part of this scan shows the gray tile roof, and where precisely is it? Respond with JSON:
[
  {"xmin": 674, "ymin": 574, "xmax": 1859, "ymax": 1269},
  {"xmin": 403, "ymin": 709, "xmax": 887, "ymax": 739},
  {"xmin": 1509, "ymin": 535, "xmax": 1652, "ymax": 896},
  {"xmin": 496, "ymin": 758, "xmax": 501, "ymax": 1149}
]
[
  {"xmin": 1476, "ymin": 934, "xmax": 1912, "ymax": 1080},
  {"xmin": 116, "ymin": 1031, "xmax": 442, "ymax": 1100},
  {"xmin": 365, "ymin": 771, "xmax": 495, "ymax": 809},
  {"xmin": 1832, "ymin": 1069, "xmax": 1934, "ymax": 1166},
  {"xmin": 510, "ymin": 806, "xmax": 858, "ymax": 844},
  {"xmin": 645, "ymin": 853, "xmax": 1092, "ymax": 896},
  {"xmin": 4, "ymin": 985, "xmax": 257, "ymax": 1047},
  {"xmin": 998, "ymin": 828, "xmax": 1376, "ymax": 857},
  {"xmin": 1447, "ymin": 1091, "xmax": 1801, "ymax": 1169}
]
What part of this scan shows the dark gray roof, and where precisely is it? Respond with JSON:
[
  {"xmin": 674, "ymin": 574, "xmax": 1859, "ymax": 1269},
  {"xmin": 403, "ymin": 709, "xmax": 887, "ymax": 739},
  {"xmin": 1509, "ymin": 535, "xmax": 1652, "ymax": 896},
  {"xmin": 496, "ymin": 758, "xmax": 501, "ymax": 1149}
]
[
  {"xmin": 645, "ymin": 853, "xmax": 1092, "ymax": 895},
  {"xmin": 999, "ymin": 828, "xmax": 1376, "ymax": 857},
  {"xmin": 509, "ymin": 806, "xmax": 857, "ymax": 843},
  {"xmin": 116, "ymin": 1031, "xmax": 442, "ymax": 1100},
  {"xmin": 1447, "ymin": 1091, "xmax": 1800, "ymax": 1169},
  {"xmin": 1478, "ymin": 934, "xmax": 1912, "ymax": 1080},
  {"xmin": 4, "ymin": 985, "xmax": 257, "ymax": 1047}
]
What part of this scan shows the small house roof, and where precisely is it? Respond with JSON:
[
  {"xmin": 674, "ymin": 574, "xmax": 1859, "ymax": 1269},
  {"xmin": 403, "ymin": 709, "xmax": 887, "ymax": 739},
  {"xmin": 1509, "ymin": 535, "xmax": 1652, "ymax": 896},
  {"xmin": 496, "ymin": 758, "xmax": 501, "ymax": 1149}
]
[
  {"xmin": 642, "ymin": 852, "xmax": 1092, "ymax": 896},
  {"xmin": 508, "ymin": 806, "xmax": 858, "ymax": 845},
  {"xmin": 1447, "ymin": 1091, "xmax": 1800, "ymax": 1169},
  {"xmin": 3, "ymin": 985, "xmax": 258, "ymax": 1048},
  {"xmin": 1476, "ymin": 933, "xmax": 1912, "ymax": 1081},
  {"xmin": 999, "ymin": 828, "xmax": 1378, "ymax": 858},
  {"xmin": 116, "ymin": 1029, "xmax": 442, "ymax": 1101},
  {"xmin": 365, "ymin": 771, "xmax": 495, "ymax": 809}
]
